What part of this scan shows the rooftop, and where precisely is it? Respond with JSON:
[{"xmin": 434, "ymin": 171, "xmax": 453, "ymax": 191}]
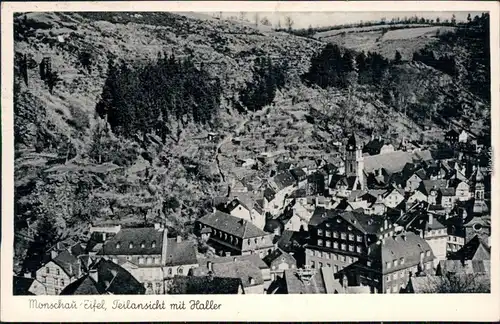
[
  {"xmin": 168, "ymin": 275, "xmax": 242, "ymax": 294},
  {"xmin": 197, "ymin": 211, "xmax": 269, "ymax": 239},
  {"xmin": 98, "ymin": 227, "xmax": 165, "ymax": 256}
]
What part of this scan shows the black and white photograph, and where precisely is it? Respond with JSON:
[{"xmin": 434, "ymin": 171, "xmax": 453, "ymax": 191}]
[{"xmin": 8, "ymin": 6, "xmax": 494, "ymax": 299}]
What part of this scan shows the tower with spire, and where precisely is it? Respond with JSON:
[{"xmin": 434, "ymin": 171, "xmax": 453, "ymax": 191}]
[
  {"xmin": 470, "ymin": 165, "xmax": 488, "ymax": 215},
  {"xmin": 344, "ymin": 132, "xmax": 365, "ymax": 190}
]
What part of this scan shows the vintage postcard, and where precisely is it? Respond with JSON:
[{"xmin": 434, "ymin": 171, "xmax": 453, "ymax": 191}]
[{"xmin": 1, "ymin": 1, "xmax": 499, "ymax": 322}]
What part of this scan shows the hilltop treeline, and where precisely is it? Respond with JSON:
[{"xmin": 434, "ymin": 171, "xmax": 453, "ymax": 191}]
[
  {"xmin": 302, "ymin": 43, "xmax": 390, "ymax": 89},
  {"xmin": 96, "ymin": 53, "xmax": 222, "ymax": 140},
  {"xmin": 287, "ymin": 14, "xmax": 462, "ymax": 37}
]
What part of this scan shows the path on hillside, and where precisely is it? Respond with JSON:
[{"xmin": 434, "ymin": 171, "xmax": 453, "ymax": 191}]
[{"xmin": 215, "ymin": 109, "xmax": 262, "ymax": 188}]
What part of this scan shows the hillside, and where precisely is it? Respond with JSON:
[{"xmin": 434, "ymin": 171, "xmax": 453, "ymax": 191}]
[
  {"xmin": 315, "ymin": 25, "xmax": 457, "ymax": 60},
  {"xmin": 13, "ymin": 12, "xmax": 490, "ymax": 273}
]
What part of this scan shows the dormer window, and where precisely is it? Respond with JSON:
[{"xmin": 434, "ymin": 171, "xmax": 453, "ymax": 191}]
[
  {"xmin": 129, "ymin": 242, "xmax": 134, "ymax": 249},
  {"xmin": 116, "ymin": 242, "xmax": 121, "ymax": 249},
  {"xmin": 151, "ymin": 241, "xmax": 156, "ymax": 248},
  {"xmin": 140, "ymin": 241, "xmax": 145, "ymax": 248}
]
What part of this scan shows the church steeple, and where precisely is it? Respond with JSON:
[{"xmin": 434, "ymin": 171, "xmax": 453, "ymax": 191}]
[{"xmin": 344, "ymin": 132, "xmax": 365, "ymax": 190}]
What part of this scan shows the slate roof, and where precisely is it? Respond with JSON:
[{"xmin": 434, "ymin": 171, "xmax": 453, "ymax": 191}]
[
  {"xmin": 420, "ymin": 179, "xmax": 448, "ymax": 195},
  {"xmin": 439, "ymin": 188, "xmax": 455, "ymax": 196},
  {"xmin": 273, "ymin": 171, "xmax": 296, "ymax": 190},
  {"xmin": 192, "ymin": 260, "xmax": 264, "ymax": 287},
  {"xmin": 290, "ymin": 168, "xmax": 307, "ymax": 181},
  {"xmin": 264, "ymin": 186, "xmax": 276, "ymax": 202},
  {"xmin": 283, "ymin": 269, "xmax": 327, "ymax": 294},
  {"xmin": 98, "ymin": 227, "xmax": 165, "ymax": 256},
  {"xmin": 60, "ymin": 259, "xmax": 145, "ymax": 295},
  {"xmin": 363, "ymin": 138, "xmax": 385, "ymax": 155},
  {"xmin": 408, "ymin": 275, "xmax": 441, "ymax": 293},
  {"xmin": 197, "ymin": 211, "xmax": 268, "ymax": 239},
  {"xmin": 168, "ymin": 275, "xmax": 242, "ymax": 294},
  {"xmin": 437, "ymin": 260, "xmax": 490, "ymax": 276},
  {"xmin": 52, "ymin": 250, "xmax": 80, "ymax": 277},
  {"xmin": 13, "ymin": 276, "xmax": 38, "ymax": 295},
  {"xmin": 165, "ymin": 239, "xmax": 198, "ymax": 266},
  {"xmin": 363, "ymin": 150, "xmax": 432, "ymax": 174},
  {"xmin": 262, "ymin": 248, "xmax": 297, "ymax": 268},
  {"xmin": 368, "ymin": 232, "xmax": 435, "ymax": 275},
  {"xmin": 447, "ymin": 235, "xmax": 490, "ymax": 261},
  {"xmin": 289, "ymin": 189, "xmax": 308, "ymax": 199},
  {"xmin": 309, "ymin": 207, "xmax": 383, "ymax": 235}
]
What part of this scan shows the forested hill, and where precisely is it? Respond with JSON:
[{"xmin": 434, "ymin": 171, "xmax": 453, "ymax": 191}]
[{"xmin": 13, "ymin": 11, "xmax": 490, "ymax": 274}]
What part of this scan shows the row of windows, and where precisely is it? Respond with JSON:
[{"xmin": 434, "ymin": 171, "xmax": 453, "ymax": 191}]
[
  {"xmin": 317, "ymin": 229, "xmax": 363, "ymax": 242},
  {"xmin": 40, "ymin": 276, "xmax": 65, "ymax": 287},
  {"xmin": 428, "ymin": 229, "xmax": 447, "ymax": 236},
  {"xmin": 201, "ymin": 224, "xmax": 268, "ymax": 246},
  {"xmin": 138, "ymin": 257, "xmax": 161, "ymax": 265},
  {"xmin": 316, "ymin": 239, "xmax": 362, "ymax": 253},
  {"xmin": 385, "ymin": 257, "xmax": 406, "ymax": 269},
  {"xmin": 115, "ymin": 241, "xmax": 156, "ymax": 249},
  {"xmin": 310, "ymin": 260, "xmax": 342, "ymax": 272},
  {"xmin": 45, "ymin": 267, "xmax": 61, "ymax": 275},
  {"xmin": 308, "ymin": 249, "xmax": 358, "ymax": 263}
]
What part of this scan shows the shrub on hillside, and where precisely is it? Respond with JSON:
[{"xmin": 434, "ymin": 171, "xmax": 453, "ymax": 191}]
[{"xmin": 239, "ymin": 56, "xmax": 287, "ymax": 112}]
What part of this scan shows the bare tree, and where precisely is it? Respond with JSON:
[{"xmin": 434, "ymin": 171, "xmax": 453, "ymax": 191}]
[
  {"xmin": 285, "ymin": 16, "xmax": 294, "ymax": 31},
  {"xmin": 239, "ymin": 12, "xmax": 247, "ymax": 22},
  {"xmin": 254, "ymin": 13, "xmax": 259, "ymax": 27},
  {"xmin": 260, "ymin": 16, "xmax": 271, "ymax": 26},
  {"xmin": 422, "ymin": 273, "xmax": 490, "ymax": 293}
]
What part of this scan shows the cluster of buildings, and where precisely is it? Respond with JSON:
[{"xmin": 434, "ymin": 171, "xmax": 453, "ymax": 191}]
[{"xmin": 14, "ymin": 131, "xmax": 491, "ymax": 295}]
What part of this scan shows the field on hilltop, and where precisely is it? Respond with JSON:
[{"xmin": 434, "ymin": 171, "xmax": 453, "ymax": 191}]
[{"xmin": 315, "ymin": 25, "xmax": 457, "ymax": 60}]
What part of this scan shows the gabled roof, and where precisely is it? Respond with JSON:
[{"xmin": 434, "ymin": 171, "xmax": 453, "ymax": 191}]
[
  {"xmin": 13, "ymin": 276, "xmax": 38, "ymax": 295},
  {"xmin": 363, "ymin": 150, "xmax": 432, "ymax": 174},
  {"xmin": 420, "ymin": 179, "xmax": 448, "ymax": 195},
  {"xmin": 197, "ymin": 211, "xmax": 268, "ymax": 239},
  {"xmin": 309, "ymin": 208, "xmax": 383, "ymax": 234},
  {"xmin": 447, "ymin": 235, "xmax": 490, "ymax": 261},
  {"xmin": 263, "ymin": 186, "xmax": 276, "ymax": 202},
  {"xmin": 168, "ymin": 275, "xmax": 243, "ymax": 294},
  {"xmin": 408, "ymin": 275, "xmax": 441, "ymax": 293},
  {"xmin": 368, "ymin": 232, "xmax": 435, "ymax": 274},
  {"xmin": 262, "ymin": 248, "xmax": 297, "ymax": 268},
  {"xmin": 60, "ymin": 259, "xmax": 145, "ymax": 295},
  {"xmin": 273, "ymin": 171, "xmax": 296, "ymax": 190},
  {"xmin": 52, "ymin": 250, "xmax": 80, "ymax": 277},
  {"xmin": 209, "ymin": 260, "xmax": 264, "ymax": 287},
  {"xmin": 363, "ymin": 138, "xmax": 385, "ymax": 154},
  {"xmin": 98, "ymin": 227, "xmax": 165, "ymax": 256},
  {"xmin": 165, "ymin": 239, "xmax": 198, "ymax": 266},
  {"xmin": 283, "ymin": 269, "xmax": 327, "ymax": 294},
  {"xmin": 200, "ymin": 254, "xmax": 269, "ymax": 270},
  {"xmin": 439, "ymin": 188, "xmax": 455, "ymax": 196},
  {"xmin": 290, "ymin": 168, "xmax": 307, "ymax": 181},
  {"xmin": 437, "ymin": 260, "xmax": 490, "ymax": 276}
]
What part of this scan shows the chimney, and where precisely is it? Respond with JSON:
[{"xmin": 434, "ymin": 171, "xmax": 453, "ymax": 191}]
[
  {"xmin": 233, "ymin": 257, "xmax": 237, "ymax": 262},
  {"xmin": 89, "ymin": 268, "xmax": 98, "ymax": 282},
  {"xmin": 225, "ymin": 251, "xmax": 231, "ymax": 257},
  {"xmin": 207, "ymin": 261, "xmax": 213, "ymax": 272},
  {"xmin": 176, "ymin": 235, "xmax": 182, "ymax": 243},
  {"xmin": 102, "ymin": 232, "xmax": 107, "ymax": 242}
]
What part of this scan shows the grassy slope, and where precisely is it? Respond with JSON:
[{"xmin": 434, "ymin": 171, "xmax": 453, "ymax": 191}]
[{"xmin": 316, "ymin": 25, "xmax": 457, "ymax": 60}]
